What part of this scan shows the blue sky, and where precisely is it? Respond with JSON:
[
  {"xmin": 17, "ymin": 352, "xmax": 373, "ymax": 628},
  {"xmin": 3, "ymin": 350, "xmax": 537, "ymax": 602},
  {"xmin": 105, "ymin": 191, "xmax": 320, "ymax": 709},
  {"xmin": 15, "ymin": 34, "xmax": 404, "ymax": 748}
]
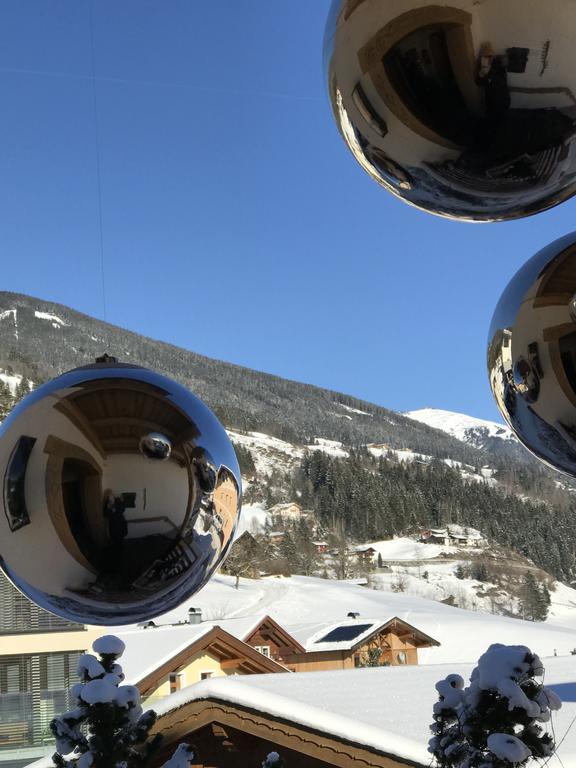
[{"xmin": 1, "ymin": 1, "xmax": 575, "ymax": 422}]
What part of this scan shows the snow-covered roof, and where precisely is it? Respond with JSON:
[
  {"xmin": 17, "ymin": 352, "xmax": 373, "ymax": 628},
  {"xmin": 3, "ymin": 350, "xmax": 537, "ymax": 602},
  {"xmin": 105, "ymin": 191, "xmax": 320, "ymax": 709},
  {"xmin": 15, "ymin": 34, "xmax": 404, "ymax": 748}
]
[
  {"xmin": 24, "ymin": 656, "xmax": 576, "ymax": 768},
  {"xmin": 115, "ymin": 615, "xmax": 270, "ymax": 684},
  {"xmin": 292, "ymin": 616, "xmax": 439, "ymax": 653},
  {"xmin": 149, "ymin": 656, "xmax": 576, "ymax": 767}
]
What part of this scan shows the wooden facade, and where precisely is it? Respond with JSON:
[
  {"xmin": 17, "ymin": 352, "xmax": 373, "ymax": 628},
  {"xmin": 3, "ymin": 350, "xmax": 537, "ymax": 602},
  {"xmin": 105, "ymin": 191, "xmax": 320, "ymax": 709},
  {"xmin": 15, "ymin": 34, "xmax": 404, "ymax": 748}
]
[
  {"xmin": 152, "ymin": 697, "xmax": 425, "ymax": 768},
  {"xmin": 243, "ymin": 616, "xmax": 305, "ymax": 667},
  {"xmin": 136, "ymin": 626, "xmax": 289, "ymax": 701},
  {"xmin": 286, "ymin": 618, "xmax": 439, "ymax": 672}
]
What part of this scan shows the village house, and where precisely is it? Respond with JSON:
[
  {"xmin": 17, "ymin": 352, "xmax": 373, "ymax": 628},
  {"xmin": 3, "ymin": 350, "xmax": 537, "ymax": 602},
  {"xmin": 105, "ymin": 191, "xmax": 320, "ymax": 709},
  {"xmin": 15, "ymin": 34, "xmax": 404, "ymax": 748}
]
[
  {"xmin": 123, "ymin": 621, "xmax": 290, "ymax": 704},
  {"xmin": 285, "ymin": 616, "xmax": 440, "ymax": 671},
  {"xmin": 267, "ymin": 502, "xmax": 305, "ymax": 520},
  {"xmin": 419, "ymin": 527, "xmax": 483, "ymax": 548},
  {"xmin": 353, "ymin": 545, "xmax": 379, "ymax": 564}
]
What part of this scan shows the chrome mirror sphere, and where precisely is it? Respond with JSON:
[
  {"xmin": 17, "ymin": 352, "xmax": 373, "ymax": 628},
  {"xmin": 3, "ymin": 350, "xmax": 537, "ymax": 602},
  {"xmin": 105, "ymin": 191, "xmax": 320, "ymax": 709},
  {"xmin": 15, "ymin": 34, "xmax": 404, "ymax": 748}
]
[
  {"xmin": 326, "ymin": 1, "xmax": 576, "ymax": 221},
  {"xmin": 139, "ymin": 432, "xmax": 172, "ymax": 460},
  {"xmin": 488, "ymin": 232, "xmax": 576, "ymax": 475},
  {"xmin": 0, "ymin": 362, "xmax": 241, "ymax": 625}
]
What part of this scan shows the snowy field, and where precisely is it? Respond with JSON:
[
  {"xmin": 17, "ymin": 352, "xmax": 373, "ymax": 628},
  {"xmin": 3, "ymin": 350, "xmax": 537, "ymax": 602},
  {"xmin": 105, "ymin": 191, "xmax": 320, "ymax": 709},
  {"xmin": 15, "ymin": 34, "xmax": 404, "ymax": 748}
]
[{"xmin": 147, "ymin": 574, "xmax": 576, "ymax": 664}]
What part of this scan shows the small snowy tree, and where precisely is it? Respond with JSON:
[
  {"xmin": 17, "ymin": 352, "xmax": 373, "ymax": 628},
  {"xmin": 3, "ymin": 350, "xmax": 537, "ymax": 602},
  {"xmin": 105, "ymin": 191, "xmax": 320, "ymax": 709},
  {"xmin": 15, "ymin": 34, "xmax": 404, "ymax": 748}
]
[
  {"xmin": 430, "ymin": 644, "xmax": 562, "ymax": 767},
  {"xmin": 262, "ymin": 752, "xmax": 286, "ymax": 768},
  {"xmin": 50, "ymin": 635, "xmax": 195, "ymax": 768}
]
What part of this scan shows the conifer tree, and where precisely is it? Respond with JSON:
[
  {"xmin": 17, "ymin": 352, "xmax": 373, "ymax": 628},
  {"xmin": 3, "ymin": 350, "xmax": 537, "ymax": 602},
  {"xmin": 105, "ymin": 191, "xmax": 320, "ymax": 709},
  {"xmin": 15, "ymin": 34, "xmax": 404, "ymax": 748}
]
[
  {"xmin": 50, "ymin": 635, "xmax": 195, "ymax": 768},
  {"xmin": 0, "ymin": 380, "xmax": 13, "ymax": 421},
  {"xmin": 430, "ymin": 644, "xmax": 561, "ymax": 767},
  {"xmin": 262, "ymin": 753, "xmax": 286, "ymax": 768}
]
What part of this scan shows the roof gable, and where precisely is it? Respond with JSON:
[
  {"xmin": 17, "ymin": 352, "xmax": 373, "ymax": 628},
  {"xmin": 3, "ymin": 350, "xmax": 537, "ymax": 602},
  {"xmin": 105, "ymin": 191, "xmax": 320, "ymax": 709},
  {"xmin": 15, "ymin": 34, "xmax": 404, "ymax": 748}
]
[
  {"xmin": 303, "ymin": 617, "xmax": 440, "ymax": 652},
  {"xmin": 136, "ymin": 626, "xmax": 289, "ymax": 694},
  {"xmin": 243, "ymin": 615, "xmax": 306, "ymax": 654}
]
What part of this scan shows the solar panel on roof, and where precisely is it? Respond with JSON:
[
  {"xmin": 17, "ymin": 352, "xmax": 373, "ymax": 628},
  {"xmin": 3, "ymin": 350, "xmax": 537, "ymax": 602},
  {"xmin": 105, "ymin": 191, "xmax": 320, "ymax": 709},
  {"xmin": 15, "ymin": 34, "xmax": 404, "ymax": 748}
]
[{"xmin": 314, "ymin": 623, "xmax": 374, "ymax": 644}]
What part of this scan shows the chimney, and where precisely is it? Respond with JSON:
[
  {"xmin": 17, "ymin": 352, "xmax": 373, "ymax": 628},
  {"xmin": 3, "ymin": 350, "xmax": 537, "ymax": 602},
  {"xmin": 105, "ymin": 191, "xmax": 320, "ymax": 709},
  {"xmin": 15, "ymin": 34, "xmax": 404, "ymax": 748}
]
[{"xmin": 188, "ymin": 607, "xmax": 202, "ymax": 625}]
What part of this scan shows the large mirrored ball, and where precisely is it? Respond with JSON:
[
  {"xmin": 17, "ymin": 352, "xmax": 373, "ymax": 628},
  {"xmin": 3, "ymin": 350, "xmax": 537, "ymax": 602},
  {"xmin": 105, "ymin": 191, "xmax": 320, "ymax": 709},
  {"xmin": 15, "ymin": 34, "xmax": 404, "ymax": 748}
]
[
  {"xmin": 326, "ymin": 1, "xmax": 576, "ymax": 221},
  {"xmin": 488, "ymin": 231, "xmax": 576, "ymax": 475},
  {"xmin": 0, "ymin": 362, "xmax": 241, "ymax": 625}
]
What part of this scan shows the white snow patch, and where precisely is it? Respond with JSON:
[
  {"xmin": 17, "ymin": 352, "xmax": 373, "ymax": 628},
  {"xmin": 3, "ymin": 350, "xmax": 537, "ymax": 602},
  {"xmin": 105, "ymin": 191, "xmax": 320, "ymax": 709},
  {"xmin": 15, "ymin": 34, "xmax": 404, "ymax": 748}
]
[
  {"xmin": 306, "ymin": 438, "xmax": 349, "ymax": 458},
  {"xmin": 233, "ymin": 502, "xmax": 270, "ymax": 538},
  {"xmin": 93, "ymin": 635, "xmax": 125, "ymax": 658},
  {"xmin": 355, "ymin": 537, "xmax": 458, "ymax": 561},
  {"xmin": 0, "ymin": 370, "xmax": 23, "ymax": 396},
  {"xmin": 338, "ymin": 403, "xmax": 372, "ymax": 417},
  {"xmin": 0, "ymin": 309, "xmax": 18, "ymax": 339},
  {"xmin": 34, "ymin": 310, "xmax": 68, "ymax": 327},
  {"xmin": 406, "ymin": 408, "xmax": 516, "ymax": 444},
  {"xmin": 228, "ymin": 430, "xmax": 303, "ymax": 478}
]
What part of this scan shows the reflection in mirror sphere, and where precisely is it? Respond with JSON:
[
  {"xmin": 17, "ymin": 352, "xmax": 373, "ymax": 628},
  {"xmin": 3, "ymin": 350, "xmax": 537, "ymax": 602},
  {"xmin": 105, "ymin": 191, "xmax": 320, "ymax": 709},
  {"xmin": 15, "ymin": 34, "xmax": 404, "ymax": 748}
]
[
  {"xmin": 139, "ymin": 432, "xmax": 172, "ymax": 461},
  {"xmin": 326, "ymin": 1, "xmax": 576, "ymax": 221},
  {"xmin": 488, "ymin": 231, "xmax": 576, "ymax": 475},
  {"xmin": 0, "ymin": 363, "xmax": 241, "ymax": 625}
]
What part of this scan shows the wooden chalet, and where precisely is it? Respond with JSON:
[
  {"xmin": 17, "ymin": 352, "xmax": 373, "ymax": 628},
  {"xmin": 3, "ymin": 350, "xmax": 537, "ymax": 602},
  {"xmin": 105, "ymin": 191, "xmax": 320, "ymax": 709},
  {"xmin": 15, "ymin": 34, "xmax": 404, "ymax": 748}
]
[
  {"xmin": 132, "ymin": 625, "xmax": 290, "ymax": 702},
  {"xmin": 241, "ymin": 615, "xmax": 306, "ymax": 665},
  {"xmin": 285, "ymin": 617, "xmax": 440, "ymax": 671}
]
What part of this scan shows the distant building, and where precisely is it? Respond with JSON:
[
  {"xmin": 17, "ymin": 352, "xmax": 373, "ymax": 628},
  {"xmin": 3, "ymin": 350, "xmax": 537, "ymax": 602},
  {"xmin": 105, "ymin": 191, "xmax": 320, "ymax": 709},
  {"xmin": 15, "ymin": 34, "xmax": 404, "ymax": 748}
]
[
  {"xmin": 353, "ymin": 545, "xmax": 378, "ymax": 563},
  {"xmin": 420, "ymin": 527, "xmax": 483, "ymax": 548},
  {"xmin": 268, "ymin": 502, "xmax": 304, "ymax": 520}
]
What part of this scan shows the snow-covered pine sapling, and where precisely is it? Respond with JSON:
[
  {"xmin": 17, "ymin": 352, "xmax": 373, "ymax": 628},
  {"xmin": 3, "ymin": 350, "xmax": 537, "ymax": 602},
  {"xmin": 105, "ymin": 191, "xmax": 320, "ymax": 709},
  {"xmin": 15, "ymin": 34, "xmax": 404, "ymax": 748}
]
[
  {"xmin": 50, "ymin": 635, "xmax": 196, "ymax": 768},
  {"xmin": 262, "ymin": 752, "xmax": 286, "ymax": 768},
  {"xmin": 430, "ymin": 644, "xmax": 562, "ymax": 768},
  {"xmin": 429, "ymin": 674, "xmax": 466, "ymax": 766}
]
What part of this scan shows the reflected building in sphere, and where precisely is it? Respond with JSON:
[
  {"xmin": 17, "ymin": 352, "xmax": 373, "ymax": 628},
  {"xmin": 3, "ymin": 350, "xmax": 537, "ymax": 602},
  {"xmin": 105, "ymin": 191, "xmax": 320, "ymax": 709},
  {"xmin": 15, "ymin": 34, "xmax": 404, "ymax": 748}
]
[
  {"xmin": 326, "ymin": 0, "xmax": 576, "ymax": 221},
  {"xmin": 488, "ymin": 231, "xmax": 576, "ymax": 476},
  {"xmin": 0, "ymin": 361, "xmax": 241, "ymax": 625}
]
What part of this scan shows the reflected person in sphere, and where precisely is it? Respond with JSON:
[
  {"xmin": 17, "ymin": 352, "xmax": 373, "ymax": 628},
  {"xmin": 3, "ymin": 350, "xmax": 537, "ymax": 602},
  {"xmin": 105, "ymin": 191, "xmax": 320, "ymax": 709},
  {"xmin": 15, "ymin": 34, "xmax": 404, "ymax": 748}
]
[
  {"xmin": 102, "ymin": 489, "xmax": 128, "ymax": 570},
  {"xmin": 476, "ymin": 42, "xmax": 511, "ymax": 131}
]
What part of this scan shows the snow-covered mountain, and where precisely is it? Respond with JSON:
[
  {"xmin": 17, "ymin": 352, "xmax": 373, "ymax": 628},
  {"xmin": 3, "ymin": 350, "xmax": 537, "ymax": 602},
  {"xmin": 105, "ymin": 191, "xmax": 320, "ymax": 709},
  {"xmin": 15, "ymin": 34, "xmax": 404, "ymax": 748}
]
[
  {"xmin": 403, "ymin": 408, "xmax": 534, "ymax": 465},
  {"xmin": 405, "ymin": 408, "xmax": 515, "ymax": 445}
]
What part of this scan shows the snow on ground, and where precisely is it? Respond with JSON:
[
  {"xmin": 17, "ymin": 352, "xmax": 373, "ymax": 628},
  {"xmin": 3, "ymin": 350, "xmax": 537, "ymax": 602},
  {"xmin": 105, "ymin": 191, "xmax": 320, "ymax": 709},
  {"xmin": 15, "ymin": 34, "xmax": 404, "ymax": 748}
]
[
  {"xmin": 148, "ymin": 575, "xmax": 576, "ymax": 664},
  {"xmin": 34, "ymin": 310, "xmax": 68, "ymax": 328},
  {"xmin": 357, "ymin": 537, "xmax": 458, "ymax": 561},
  {"xmin": 0, "ymin": 370, "xmax": 24, "ymax": 396},
  {"xmin": 305, "ymin": 438, "xmax": 349, "ymax": 458},
  {"xmin": 0, "ymin": 308, "xmax": 18, "ymax": 339},
  {"xmin": 337, "ymin": 402, "xmax": 372, "ymax": 417},
  {"xmin": 406, "ymin": 408, "xmax": 516, "ymax": 444},
  {"xmin": 153, "ymin": 655, "xmax": 576, "ymax": 767},
  {"xmin": 227, "ymin": 430, "xmax": 303, "ymax": 477},
  {"xmin": 233, "ymin": 502, "xmax": 269, "ymax": 538}
]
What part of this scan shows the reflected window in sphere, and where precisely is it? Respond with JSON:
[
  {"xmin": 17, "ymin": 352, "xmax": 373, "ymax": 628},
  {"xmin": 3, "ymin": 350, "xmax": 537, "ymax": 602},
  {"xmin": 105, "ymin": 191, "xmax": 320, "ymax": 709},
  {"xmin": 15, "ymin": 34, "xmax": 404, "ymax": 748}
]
[{"xmin": 0, "ymin": 362, "xmax": 241, "ymax": 625}]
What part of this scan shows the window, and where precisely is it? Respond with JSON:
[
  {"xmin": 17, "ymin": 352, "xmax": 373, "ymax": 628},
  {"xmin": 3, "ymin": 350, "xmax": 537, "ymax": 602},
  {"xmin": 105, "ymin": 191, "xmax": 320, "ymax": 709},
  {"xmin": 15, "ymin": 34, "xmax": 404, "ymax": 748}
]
[
  {"xmin": 200, "ymin": 671, "xmax": 214, "ymax": 680},
  {"xmin": 255, "ymin": 645, "xmax": 271, "ymax": 658},
  {"xmin": 169, "ymin": 673, "xmax": 182, "ymax": 693},
  {"xmin": 3, "ymin": 436, "xmax": 36, "ymax": 531},
  {"xmin": 397, "ymin": 651, "xmax": 407, "ymax": 664}
]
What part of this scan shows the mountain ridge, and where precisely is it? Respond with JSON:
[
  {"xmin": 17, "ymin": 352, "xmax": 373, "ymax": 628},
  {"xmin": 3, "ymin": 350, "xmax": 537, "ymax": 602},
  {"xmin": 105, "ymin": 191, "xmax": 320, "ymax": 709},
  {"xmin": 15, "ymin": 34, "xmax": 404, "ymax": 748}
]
[{"xmin": 0, "ymin": 291, "xmax": 508, "ymax": 469}]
